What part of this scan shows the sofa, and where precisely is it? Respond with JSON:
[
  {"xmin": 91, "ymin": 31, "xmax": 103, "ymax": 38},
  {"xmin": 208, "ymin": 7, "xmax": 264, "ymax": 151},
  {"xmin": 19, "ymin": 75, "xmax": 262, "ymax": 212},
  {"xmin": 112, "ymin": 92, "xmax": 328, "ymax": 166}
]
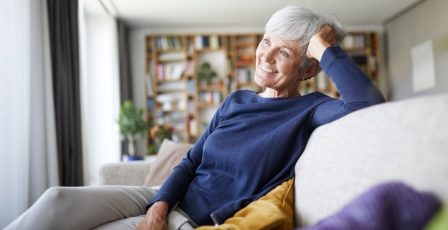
[{"xmin": 99, "ymin": 93, "xmax": 448, "ymax": 228}]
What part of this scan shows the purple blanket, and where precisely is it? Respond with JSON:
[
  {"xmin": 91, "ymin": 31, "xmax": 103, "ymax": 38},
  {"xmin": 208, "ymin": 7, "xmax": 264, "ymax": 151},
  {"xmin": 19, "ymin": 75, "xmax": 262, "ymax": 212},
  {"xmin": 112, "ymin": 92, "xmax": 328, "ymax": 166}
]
[{"xmin": 298, "ymin": 182, "xmax": 440, "ymax": 230}]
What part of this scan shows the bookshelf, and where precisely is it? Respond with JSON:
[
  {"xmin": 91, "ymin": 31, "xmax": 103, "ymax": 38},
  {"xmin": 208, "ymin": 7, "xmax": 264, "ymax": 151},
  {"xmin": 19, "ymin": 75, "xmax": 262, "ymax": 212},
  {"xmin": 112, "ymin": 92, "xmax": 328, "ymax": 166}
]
[
  {"xmin": 145, "ymin": 34, "xmax": 253, "ymax": 144},
  {"xmin": 144, "ymin": 31, "xmax": 380, "ymax": 146},
  {"xmin": 231, "ymin": 34, "xmax": 263, "ymax": 91}
]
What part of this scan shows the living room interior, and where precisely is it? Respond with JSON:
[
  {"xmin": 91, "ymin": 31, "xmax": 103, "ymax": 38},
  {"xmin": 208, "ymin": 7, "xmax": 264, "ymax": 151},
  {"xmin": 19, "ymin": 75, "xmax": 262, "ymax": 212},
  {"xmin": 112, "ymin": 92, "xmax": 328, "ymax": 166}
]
[{"xmin": 1, "ymin": 0, "xmax": 447, "ymax": 228}]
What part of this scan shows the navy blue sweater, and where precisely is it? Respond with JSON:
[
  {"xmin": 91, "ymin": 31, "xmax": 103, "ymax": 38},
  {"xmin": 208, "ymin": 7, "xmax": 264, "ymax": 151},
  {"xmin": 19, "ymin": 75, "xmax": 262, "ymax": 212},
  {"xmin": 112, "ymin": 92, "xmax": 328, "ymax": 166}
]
[{"xmin": 148, "ymin": 46, "xmax": 385, "ymax": 225}]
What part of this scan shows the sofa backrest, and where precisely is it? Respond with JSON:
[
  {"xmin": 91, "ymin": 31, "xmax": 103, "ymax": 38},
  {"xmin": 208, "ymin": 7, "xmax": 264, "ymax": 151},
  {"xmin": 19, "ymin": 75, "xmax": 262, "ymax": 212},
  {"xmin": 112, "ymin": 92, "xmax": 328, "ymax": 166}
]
[{"xmin": 294, "ymin": 93, "xmax": 448, "ymax": 226}]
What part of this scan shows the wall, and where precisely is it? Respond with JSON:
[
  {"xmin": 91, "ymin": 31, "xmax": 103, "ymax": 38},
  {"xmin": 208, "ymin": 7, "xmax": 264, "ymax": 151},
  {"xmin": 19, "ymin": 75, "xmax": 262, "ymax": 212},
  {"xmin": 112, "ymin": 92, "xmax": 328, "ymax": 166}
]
[
  {"xmin": 385, "ymin": 0, "xmax": 448, "ymax": 101},
  {"xmin": 79, "ymin": 5, "xmax": 121, "ymax": 185}
]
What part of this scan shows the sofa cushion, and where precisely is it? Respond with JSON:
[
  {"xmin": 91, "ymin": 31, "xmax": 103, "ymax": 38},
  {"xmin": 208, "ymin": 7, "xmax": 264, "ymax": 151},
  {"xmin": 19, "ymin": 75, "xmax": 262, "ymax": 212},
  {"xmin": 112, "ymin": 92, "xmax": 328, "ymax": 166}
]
[
  {"xmin": 196, "ymin": 178, "xmax": 294, "ymax": 230},
  {"xmin": 294, "ymin": 93, "xmax": 448, "ymax": 226},
  {"xmin": 143, "ymin": 139, "xmax": 193, "ymax": 187},
  {"xmin": 297, "ymin": 182, "xmax": 440, "ymax": 230}
]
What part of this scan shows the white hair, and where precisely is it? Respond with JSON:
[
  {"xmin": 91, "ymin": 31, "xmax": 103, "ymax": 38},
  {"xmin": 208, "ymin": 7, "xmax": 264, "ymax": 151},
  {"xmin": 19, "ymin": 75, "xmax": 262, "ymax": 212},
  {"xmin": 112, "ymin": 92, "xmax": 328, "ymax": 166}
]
[{"xmin": 265, "ymin": 5, "xmax": 346, "ymax": 69}]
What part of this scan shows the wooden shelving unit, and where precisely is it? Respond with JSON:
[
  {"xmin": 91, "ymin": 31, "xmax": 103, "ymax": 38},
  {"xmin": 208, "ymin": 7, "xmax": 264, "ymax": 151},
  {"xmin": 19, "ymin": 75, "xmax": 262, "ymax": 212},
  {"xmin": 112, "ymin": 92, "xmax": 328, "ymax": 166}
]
[
  {"xmin": 145, "ymin": 34, "xmax": 258, "ymax": 144},
  {"xmin": 144, "ymin": 31, "xmax": 380, "ymax": 146}
]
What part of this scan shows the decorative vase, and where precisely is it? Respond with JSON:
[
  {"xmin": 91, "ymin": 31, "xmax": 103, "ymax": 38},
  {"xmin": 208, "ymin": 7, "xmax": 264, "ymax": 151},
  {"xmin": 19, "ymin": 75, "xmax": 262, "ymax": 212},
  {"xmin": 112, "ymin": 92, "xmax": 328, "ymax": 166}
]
[{"xmin": 123, "ymin": 135, "xmax": 143, "ymax": 161}]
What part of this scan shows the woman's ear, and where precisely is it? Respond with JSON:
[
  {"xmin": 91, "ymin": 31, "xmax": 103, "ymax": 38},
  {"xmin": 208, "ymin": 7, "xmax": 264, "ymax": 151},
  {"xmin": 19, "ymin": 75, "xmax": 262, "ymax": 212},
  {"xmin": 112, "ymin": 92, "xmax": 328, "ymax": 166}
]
[{"xmin": 299, "ymin": 59, "xmax": 320, "ymax": 81}]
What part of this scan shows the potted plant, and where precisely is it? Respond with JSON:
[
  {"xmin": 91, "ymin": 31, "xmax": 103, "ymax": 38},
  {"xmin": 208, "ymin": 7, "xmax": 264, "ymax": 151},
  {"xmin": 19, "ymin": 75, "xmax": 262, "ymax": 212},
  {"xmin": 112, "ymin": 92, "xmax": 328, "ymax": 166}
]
[
  {"xmin": 147, "ymin": 124, "xmax": 173, "ymax": 155},
  {"xmin": 197, "ymin": 62, "xmax": 217, "ymax": 86},
  {"xmin": 117, "ymin": 100, "xmax": 147, "ymax": 160}
]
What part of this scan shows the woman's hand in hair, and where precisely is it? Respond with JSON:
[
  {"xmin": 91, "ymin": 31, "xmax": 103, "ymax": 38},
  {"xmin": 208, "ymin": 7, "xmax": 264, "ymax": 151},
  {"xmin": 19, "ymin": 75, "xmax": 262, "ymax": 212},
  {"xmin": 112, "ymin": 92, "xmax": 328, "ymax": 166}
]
[{"xmin": 306, "ymin": 25, "xmax": 336, "ymax": 62}]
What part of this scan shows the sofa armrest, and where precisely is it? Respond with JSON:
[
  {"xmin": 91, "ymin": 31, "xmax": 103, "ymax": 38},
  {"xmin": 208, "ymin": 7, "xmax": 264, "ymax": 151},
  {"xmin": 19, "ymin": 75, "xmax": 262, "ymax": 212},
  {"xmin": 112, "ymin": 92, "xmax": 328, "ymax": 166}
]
[{"xmin": 99, "ymin": 161, "xmax": 152, "ymax": 186}]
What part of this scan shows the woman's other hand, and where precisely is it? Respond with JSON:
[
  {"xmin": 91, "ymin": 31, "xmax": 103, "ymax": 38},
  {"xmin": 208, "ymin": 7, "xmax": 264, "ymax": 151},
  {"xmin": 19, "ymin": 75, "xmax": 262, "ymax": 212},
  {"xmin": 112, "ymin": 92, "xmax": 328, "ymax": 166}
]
[
  {"xmin": 306, "ymin": 25, "xmax": 336, "ymax": 62},
  {"xmin": 137, "ymin": 201, "xmax": 169, "ymax": 230}
]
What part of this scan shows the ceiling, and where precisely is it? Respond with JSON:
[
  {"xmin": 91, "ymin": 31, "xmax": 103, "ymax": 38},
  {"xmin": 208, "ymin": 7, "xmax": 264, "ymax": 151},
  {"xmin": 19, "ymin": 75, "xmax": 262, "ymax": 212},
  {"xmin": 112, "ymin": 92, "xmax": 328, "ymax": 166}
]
[{"xmin": 85, "ymin": 0, "xmax": 422, "ymax": 28}]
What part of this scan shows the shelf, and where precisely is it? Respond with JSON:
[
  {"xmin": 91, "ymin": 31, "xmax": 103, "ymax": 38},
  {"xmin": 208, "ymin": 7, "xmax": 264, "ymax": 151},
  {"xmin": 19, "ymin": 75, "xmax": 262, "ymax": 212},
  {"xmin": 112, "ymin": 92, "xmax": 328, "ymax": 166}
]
[
  {"xmin": 196, "ymin": 48, "xmax": 226, "ymax": 52},
  {"xmin": 235, "ymin": 42, "xmax": 257, "ymax": 48},
  {"xmin": 156, "ymin": 88, "xmax": 185, "ymax": 93},
  {"xmin": 236, "ymin": 62, "xmax": 254, "ymax": 67},
  {"xmin": 198, "ymin": 102, "xmax": 220, "ymax": 108},
  {"xmin": 198, "ymin": 85, "xmax": 225, "ymax": 91},
  {"xmin": 159, "ymin": 109, "xmax": 186, "ymax": 113},
  {"xmin": 156, "ymin": 79, "xmax": 185, "ymax": 84},
  {"xmin": 156, "ymin": 48, "xmax": 185, "ymax": 53},
  {"xmin": 157, "ymin": 58, "xmax": 186, "ymax": 63}
]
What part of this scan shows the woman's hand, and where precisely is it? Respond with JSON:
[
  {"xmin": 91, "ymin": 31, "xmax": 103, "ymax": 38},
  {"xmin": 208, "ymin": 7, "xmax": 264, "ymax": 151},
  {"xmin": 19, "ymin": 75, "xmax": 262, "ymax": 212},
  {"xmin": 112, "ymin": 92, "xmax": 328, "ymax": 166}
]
[
  {"xmin": 306, "ymin": 25, "xmax": 337, "ymax": 62},
  {"xmin": 137, "ymin": 201, "xmax": 169, "ymax": 230}
]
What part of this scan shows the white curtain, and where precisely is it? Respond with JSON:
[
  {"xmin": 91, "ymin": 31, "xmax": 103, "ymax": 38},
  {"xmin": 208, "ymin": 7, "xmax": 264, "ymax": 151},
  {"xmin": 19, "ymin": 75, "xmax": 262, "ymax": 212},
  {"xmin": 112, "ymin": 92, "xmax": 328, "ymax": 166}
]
[
  {"xmin": 79, "ymin": 0, "xmax": 121, "ymax": 186},
  {"xmin": 0, "ymin": 0, "xmax": 59, "ymax": 227}
]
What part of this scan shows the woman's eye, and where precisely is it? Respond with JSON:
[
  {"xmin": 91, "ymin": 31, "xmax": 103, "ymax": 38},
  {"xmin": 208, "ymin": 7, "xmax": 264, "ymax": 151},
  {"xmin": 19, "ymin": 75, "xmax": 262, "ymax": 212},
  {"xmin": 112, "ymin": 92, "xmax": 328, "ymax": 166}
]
[
  {"xmin": 263, "ymin": 39, "xmax": 270, "ymax": 46},
  {"xmin": 280, "ymin": 50, "xmax": 290, "ymax": 58}
]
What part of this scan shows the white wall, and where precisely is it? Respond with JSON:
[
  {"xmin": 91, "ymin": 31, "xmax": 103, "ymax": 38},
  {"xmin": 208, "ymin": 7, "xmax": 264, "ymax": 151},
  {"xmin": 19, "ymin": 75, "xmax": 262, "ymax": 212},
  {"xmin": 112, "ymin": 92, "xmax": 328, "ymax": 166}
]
[
  {"xmin": 80, "ymin": 4, "xmax": 121, "ymax": 185},
  {"xmin": 385, "ymin": 0, "xmax": 448, "ymax": 101}
]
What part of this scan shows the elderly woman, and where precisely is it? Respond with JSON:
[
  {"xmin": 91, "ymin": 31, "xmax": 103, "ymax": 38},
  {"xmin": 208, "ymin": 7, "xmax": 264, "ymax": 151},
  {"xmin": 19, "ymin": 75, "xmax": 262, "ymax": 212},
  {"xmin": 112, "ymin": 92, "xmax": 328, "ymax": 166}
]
[
  {"xmin": 6, "ymin": 5, "xmax": 384, "ymax": 230},
  {"xmin": 138, "ymin": 5, "xmax": 384, "ymax": 230}
]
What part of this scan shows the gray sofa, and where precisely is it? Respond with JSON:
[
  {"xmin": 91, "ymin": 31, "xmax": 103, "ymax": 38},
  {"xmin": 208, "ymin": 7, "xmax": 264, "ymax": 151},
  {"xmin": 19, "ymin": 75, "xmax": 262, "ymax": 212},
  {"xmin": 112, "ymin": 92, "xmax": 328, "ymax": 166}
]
[{"xmin": 99, "ymin": 93, "xmax": 448, "ymax": 227}]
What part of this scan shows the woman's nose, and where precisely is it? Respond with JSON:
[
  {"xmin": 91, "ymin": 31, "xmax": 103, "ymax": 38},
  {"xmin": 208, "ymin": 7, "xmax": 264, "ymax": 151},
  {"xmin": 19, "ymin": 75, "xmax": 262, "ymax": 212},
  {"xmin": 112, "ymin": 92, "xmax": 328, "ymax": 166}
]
[{"xmin": 262, "ymin": 48, "xmax": 276, "ymax": 64}]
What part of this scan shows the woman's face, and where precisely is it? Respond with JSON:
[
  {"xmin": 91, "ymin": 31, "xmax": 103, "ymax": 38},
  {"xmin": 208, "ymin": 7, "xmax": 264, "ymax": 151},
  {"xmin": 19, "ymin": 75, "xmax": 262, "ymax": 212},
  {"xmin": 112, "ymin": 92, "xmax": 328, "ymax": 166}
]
[{"xmin": 254, "ymin": 35, "xmax": 305, "ymax": 94}]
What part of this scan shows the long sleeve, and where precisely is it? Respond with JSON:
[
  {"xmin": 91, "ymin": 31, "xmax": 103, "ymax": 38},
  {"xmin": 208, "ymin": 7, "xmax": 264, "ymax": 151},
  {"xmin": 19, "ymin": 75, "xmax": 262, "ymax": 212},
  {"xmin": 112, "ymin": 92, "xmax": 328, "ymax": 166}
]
[
  {"xmin": 146, "ymin": 99, "xmax": 227, "ymax": 210},
  {"xmin": 310, "ymin": 46, "xmax": 385, "ymax": 128}
]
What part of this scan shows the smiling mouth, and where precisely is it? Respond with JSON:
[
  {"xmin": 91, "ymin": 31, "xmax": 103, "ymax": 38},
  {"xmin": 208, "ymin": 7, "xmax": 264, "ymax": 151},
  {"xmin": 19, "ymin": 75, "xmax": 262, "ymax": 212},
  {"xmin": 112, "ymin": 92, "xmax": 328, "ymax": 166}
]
[{"xmin": 261, "ymin": 63, "xmax": 278, "ymax": 73}]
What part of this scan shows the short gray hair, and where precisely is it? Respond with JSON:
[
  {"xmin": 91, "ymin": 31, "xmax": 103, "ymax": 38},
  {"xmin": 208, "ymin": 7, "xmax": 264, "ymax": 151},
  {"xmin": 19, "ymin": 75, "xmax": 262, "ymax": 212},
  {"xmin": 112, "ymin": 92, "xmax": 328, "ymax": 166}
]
[{"xmin": 265, "ymin": 5, "xmax": 346, "ymax": 69}]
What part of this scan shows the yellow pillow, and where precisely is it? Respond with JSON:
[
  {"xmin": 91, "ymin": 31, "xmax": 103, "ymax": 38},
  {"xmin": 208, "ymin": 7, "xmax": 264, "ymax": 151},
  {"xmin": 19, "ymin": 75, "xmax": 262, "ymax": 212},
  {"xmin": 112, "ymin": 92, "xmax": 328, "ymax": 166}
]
[{"xmin": 196, "ymin": 178, "xmax": 294, "ymax": 230}]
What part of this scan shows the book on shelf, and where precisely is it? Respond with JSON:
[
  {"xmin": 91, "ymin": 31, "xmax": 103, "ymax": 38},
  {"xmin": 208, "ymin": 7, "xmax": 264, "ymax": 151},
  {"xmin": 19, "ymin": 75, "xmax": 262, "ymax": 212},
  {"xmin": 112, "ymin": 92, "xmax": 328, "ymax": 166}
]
[
  {"xmin": 341, "ymin": 34, "xmax": 367, "ymax": 50},
  {"xmin": 226, "ymin": 58, "xmax": 233, "ymax": 73},
  {"xmin": 158, "ymin": 52, "xmax": 185, "ymax": 61},
  {"xmin": 187, "ymin": 42, "xmax": 195, "ymax": 56},
  {"xmin": 236, "ymin": 68, "xmax": 254, "ymax": 84},
  {"xmin": 185, "ymin": 61, "xmax": 194, "ymax": 75},
  {"xmin": 199, "ymin": 91, "xmax": 223, "ymax": 106},
  {"xmin": 194, "ymin": 35, "xmax": 223, "ymax": 50},
  {"xmin": 188, "ymin": 116, "xmax": 198, "ymax": 136},
  {"xmin": 209, "ymin": 35, "xmax": 222, "ymax": 49},
  {"xmin": 147, "ymin": 98, "xmax": 155, "ymax": 122},
  {"xmin": 236, "ymin": 36, "xmax": 256, "ymax": 45},
  {"xmin": 156, "ymin": 92, "xmax": 185, "ymax": 111},
  {"xmin": 145, "ymin": 74, "xmax": 154, "ymax": 96},
  {"xmin": 145, "ymin": 60, "xmax": 154, "ymax": 96},
  {"xmin": 157, "ymin": 82, "xmax": 185, "ymax": 94},
  {"xmin": 155, "ymin": 36, "xmax": 183, "ymax": 50},
  {"xmin": 156, "ymin": 63, "xmax": 185, "ymax": 81},
  {"xmin": 187, "ymin": 79, "xmax": 196, "ymax": 95},
  {"xmin": 236, "ymin": 47, "xmax": 255, "ymax": 65},
  {"xmin": 187, "ymin": 101, "xmax": 196, "ymax": 114},
  {"xmin": 195, "ymin": 35, "xmax": 206, "ymax": 49}
]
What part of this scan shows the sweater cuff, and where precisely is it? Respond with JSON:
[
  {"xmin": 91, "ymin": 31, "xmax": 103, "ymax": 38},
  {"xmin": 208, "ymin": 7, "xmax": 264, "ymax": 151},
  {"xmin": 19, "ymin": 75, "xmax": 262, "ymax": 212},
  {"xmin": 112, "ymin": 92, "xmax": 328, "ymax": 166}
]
[
  {"xmin": 320, "ymin": 45, "xmax": 347, "ymax": 73},
  {"xmin": 146, "ymin": 193, "xmax": 177, "ymax": 211}
]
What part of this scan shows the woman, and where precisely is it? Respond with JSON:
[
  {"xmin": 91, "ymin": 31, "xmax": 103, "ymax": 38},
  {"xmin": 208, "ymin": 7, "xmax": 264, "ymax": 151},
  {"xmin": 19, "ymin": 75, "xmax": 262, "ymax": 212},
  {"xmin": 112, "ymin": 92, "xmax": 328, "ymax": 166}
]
[
  {"xmin": 6, "ymin": 5, "xmax": 384, "ymax": 230},
  {"xmin": 138, "ymin": 5, "xmax": 384, "ymax": 230}
]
